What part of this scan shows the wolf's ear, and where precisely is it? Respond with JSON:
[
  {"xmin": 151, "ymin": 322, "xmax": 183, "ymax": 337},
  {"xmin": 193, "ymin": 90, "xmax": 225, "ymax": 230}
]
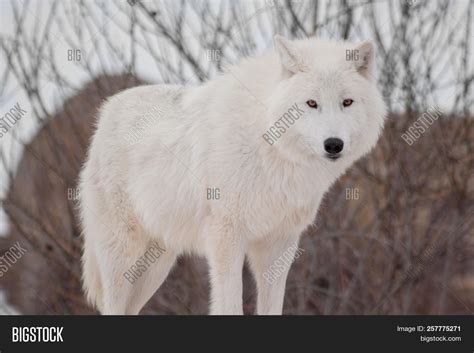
[
  {"xmin": 274, "ymin": 35, "xmax": 305, "ymax": 76},
  {"xmin": 354, "ymin": 41, "xmax": 375, "ymax": 79}
]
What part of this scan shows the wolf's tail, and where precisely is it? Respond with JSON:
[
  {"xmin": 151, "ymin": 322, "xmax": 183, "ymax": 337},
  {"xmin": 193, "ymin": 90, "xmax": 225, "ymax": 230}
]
[{"xmin": 81, "ymin": 242, "xmax": 103, "ymax": 312}]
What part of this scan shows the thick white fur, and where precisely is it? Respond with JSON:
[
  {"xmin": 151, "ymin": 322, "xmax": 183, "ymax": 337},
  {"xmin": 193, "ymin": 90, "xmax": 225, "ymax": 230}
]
[{"xmin": 80, "ymin": 36, "xmax": 386, "ymax": 315}]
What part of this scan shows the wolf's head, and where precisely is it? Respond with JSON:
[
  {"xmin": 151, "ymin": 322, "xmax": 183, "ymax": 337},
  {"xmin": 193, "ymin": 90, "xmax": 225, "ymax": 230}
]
[{"xmin": 264, "ymin": 36, "xmax": 386, "ymax": 170}]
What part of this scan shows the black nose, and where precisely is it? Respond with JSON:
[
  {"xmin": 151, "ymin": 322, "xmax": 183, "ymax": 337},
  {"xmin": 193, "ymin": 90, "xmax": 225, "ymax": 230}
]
[{"xmin": 324, "ymin": 138, "xmax": 344, "ymax": 155}]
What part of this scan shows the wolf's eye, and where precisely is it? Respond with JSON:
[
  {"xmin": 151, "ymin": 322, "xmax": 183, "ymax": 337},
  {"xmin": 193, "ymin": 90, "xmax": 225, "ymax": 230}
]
[
  {"xmin": 342, "ymin": 99, "xmax": 353, "ymax": 107},
  {"xmin": 306, "ymin": 99, "xmax": 318, "ymax": 109}
]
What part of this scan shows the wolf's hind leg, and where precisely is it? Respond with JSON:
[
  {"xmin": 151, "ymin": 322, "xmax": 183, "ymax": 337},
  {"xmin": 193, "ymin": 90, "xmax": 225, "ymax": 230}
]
[
  {"xmin": 125, "ymin": 242, "xmax": 176, "ymax": 315},
  {"xmin": 94, "ymin": 223, "xmax": 156, "ymax": 315}
]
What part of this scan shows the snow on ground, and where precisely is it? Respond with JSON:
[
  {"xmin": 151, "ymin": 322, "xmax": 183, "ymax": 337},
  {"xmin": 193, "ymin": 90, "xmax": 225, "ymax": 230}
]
[{"xmin": 0, "ymin": 290, "xmax": 19, "ymax": 315}]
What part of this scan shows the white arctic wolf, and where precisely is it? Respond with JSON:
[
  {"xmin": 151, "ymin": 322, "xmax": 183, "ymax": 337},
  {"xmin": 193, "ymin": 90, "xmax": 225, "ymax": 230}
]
[{"xmin": 80, "ymin": 35, "xmax": 386, "ymax": 315}]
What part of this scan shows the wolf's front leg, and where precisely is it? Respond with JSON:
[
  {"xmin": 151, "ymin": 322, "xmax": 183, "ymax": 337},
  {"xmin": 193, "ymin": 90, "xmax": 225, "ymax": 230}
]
[
  {"xmin": 247, "ymin": 235, "xmax": 301, "ymax": 315},
  {"xmin": 207, "ymin": 223, "xmax": 245, "ymax": 315}
]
